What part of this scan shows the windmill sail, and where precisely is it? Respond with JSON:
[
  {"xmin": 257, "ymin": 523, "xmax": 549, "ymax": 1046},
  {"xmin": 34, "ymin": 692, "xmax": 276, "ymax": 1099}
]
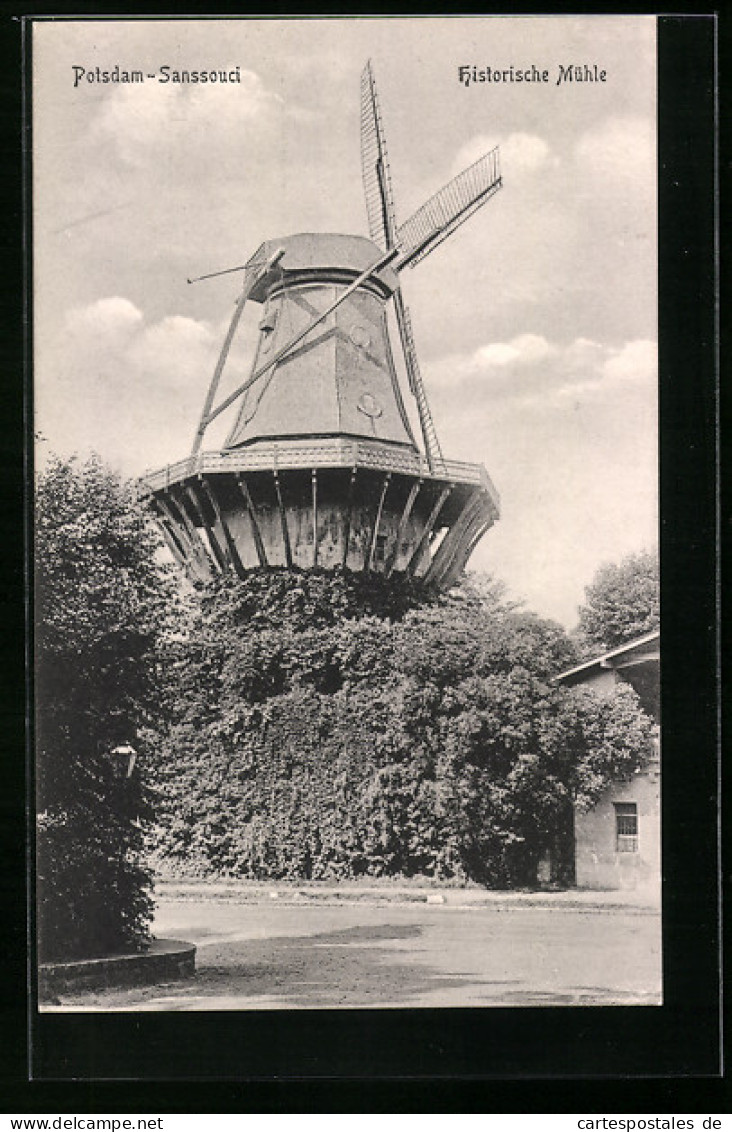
[
  {"xmin": 396, "ymin": 147, "xmax": 502, "ymax": 269},
  {"xmin": 360, "ymin": 61, "xmax": 398, "ymax": 250},
  {"xmin": 360, "ymin": 59, "xmax": 448, "ymax": 473},
  {"xmin": 393, "ymin": 289, "xmax": 444, "ymax": 470}
]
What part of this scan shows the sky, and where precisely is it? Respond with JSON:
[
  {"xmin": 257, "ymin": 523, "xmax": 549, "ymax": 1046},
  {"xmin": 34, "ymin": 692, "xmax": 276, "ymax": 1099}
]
[{"xmin": 33, "ymin": 16, "xmax": 658, "ymax": 628}]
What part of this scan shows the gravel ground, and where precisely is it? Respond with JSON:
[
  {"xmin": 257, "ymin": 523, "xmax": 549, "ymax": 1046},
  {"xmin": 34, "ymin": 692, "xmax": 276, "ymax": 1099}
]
[{"xmin": 44, "ymin": 888, "xmax": 662, "ymax": 1011}]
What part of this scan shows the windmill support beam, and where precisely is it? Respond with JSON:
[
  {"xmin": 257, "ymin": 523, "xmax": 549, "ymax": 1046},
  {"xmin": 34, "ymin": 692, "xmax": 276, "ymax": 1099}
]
[
  {"xmin": 424, "ymin": 492, "xmax": 484, "ymax": 586},
  {"xmin": 442, "ymin": 513, "xmax": 495, "ymax": 590},
  {"xmin": 311, "ymin": 469, "xmax": 319, "ymax": 568},
  {"xmin": 272, "ymin": 470, "xmax": 293, "ymax": 568},
  {"xmin": 186, "ymin": 481, "xmax": 228, "ymax": 573},
  {"xmin": 341, "ymin": 468, "xmax": 358, "ymax": 568},
  {"xmin": 167, "ymin": 486, "xmax": 214, "ymax": 579},
  {"xmin": 191, "ymin": 247, "xmax": 286, "ymax": 455},
  {"xmin": 157, "ymin": 521, "xmax": 188, "ymax": 571},
  {"xmin": 149, "ymin": 499, "xmax": 188, "ymax": 572},
  {"xmin": 191, "ymin": 289, "xmax": 248, "ymax": 458},
  {"xmin": 152, "ymin": 494, "xmax": 196, "ymax": 565},
  {"xmin": 385, "ymin": 479, "xmax": 421, "ymax": 576},
  {"xmin": 449, "ymin": 507, "xmax": 490, "ymax": 579},
  {"xmin": 367, "ymin": 473, "xmax": 391, "ymax": 571},
  {"xmin": 405, "ymin": 485, "xmax": 451, "ymax": 577},
  {"xmin": 236, "ymin": 474, "xmax": 268, "ymax": 567},
  {"xmin": 201, "ymin": 477, "xmax": 245, "ymax": 577}
]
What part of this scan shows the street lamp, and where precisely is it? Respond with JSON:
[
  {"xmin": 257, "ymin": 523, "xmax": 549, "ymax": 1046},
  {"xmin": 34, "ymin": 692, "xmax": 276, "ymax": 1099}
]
[{"xmin": 109, "ymin": 743, "xmax": 138, "ymax": 779}]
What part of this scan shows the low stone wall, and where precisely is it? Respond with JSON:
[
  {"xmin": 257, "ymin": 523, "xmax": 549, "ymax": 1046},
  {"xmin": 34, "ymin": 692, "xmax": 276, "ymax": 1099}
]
[{"xmin": 39, "ymin": 938, "xmax": 196, "ymax": 999}]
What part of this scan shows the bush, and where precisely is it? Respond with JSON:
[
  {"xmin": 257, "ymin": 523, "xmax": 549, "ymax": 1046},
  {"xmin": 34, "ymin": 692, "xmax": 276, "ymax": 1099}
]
[{"xmin": 35, "ymin": 456, "xmax": 174, "ymax": 960}]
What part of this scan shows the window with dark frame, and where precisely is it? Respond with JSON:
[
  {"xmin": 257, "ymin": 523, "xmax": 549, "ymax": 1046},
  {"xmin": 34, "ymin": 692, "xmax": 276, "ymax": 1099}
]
[{"xmin": 614, "ymin": 802, "xmax": 638, "ymax": 853}]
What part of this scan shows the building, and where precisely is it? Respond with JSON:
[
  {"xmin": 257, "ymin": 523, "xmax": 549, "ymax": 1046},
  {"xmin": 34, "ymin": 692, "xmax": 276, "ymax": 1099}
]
[{"xmin": 554, "ymin": 630, "xmax": 660, "ymax": 891}]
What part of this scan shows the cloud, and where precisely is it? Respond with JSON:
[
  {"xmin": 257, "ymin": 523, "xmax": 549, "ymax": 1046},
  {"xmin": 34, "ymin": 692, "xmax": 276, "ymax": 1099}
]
[
  {"xmin": 555, "ymin": 338, "xmax": 657, "ymax": 401},
  {"xmin": 575, "ymin": 115, "xmax": 655, "ymax": 196},
  {"xmin": 425, "ymin": 332, "xmax": 657, "ymax": 417},
  {"xmin": 128, "ymin": 314, "xmax": 219, "ymax": 383},
  {"xmin": 428, "ymin": 334, "xmax": 557, "ymax": 389},
  {"xmin": 65, "ymin": 296, "xmax": 144, "ymax": 337},
  {"xmin": 40, "ymin": 296, "xmax": 259, "ymax": 474},
  {"xmin": 472, "ymin": 333, "xmax": 557, "ymax": 369},
  {"xmin": 63, "ymin": 297, "xmax": 218, "ymax": 380},
  {"xmin": 452, "ymin": 132, "xmax": 558, "ymax": 180},
  {"xmin": 90, "ymin": 71, "xmax": 284, "ymax": 167},
  {"xmin": 501, "ymin": 133, "xmax": 559, "ymax": 173},
  {"xmin": 602, "ymin": 338, "xmax": 656, "ymax": 383}
]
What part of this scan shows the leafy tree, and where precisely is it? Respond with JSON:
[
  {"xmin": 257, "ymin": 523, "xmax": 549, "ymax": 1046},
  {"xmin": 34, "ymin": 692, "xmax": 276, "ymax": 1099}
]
[
  {"xmin": 147, "ymin": 569, "xmax": 655, "ymax": 888},
  {"xmin": 35, "ymin": 455, "xmax": 176, "ymax": 960},
  {"xmin": 577, "ymin": 549, "xmax": 659, "ymax": 653}
]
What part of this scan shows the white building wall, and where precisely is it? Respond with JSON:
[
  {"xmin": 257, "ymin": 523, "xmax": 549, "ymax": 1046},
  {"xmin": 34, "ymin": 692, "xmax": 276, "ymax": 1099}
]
[{"xmin": 575, "ymin": 755, "xmax": 660, "ymax": 892}]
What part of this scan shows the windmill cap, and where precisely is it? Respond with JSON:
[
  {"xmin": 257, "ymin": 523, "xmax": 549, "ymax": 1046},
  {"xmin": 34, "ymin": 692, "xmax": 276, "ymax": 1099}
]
[{"xmin": 246, "ymin": 232, "xmax": 399, "ymax": 302}]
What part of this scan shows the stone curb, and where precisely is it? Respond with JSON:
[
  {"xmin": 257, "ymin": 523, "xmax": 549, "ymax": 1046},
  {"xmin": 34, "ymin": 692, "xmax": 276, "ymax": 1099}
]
[
  {"xmin": 39, "ymin": 938, "xmax": 196, "ymax": 1000},
  {"xmin": 154, "ymin": 882, "xmax": 660, "ymax": 913}
]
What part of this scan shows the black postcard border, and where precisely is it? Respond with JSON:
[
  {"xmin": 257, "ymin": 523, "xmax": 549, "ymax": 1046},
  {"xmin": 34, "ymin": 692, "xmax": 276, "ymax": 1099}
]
[{"xmin": 1, "ymin": 8, "xmax": 722, "ymax": 1109}]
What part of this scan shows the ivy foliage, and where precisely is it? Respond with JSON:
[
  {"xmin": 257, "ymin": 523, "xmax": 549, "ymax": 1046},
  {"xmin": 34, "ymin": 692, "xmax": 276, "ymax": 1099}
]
[
  {"xmin": 35, "ymin": 455, "xmax": 177, "ymax": 961},
  {"xmin": 148, "ymin": 569, "xmax": 656, "ymax": 887}
]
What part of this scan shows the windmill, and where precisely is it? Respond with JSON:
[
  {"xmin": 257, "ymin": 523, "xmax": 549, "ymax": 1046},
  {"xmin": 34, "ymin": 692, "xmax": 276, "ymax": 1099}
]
[{"xmin": 141, "ymin": 61, "xmax": 503, "ymax": 590}]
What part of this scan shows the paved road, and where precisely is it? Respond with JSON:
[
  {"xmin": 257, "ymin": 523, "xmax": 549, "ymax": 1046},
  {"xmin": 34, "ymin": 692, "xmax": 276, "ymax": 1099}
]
[{"xmin": 49, "ymin": 895, "xmax": 662, "ymax": 1011}]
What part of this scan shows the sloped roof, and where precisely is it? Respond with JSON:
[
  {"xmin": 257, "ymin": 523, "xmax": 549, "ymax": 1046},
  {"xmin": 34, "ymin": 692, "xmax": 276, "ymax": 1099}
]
[{"xmin": 554, "ymin": 629, "xmax": 660, "ymax": 685}]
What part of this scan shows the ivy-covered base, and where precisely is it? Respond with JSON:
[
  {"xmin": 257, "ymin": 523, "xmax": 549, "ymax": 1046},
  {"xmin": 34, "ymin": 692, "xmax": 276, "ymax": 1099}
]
[{"xmin": 147, "ymin": 569, "xmax": 655, "ymax": 888}]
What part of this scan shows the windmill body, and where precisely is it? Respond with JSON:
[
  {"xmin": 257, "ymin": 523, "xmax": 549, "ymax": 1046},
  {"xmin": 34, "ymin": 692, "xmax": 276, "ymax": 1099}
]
[
  {"xmin": 224, "ymin": 234, "xmax": 416, "ymax": 452},
  {"xmin": 141, "ymin": 64, "xmax": 502, "ymax": 589}
]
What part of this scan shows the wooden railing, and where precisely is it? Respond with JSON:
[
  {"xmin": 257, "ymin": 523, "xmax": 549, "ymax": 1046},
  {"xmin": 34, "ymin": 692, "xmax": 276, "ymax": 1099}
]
[{"xmin": 141, "ymin": 438, "xmax": 500, "ymax": 514}]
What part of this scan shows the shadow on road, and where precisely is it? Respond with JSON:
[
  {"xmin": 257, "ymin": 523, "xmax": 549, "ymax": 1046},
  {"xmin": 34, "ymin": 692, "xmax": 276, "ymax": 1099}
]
[{"xmin": 54, "ymin": 920, "xmax": 498, "ymax": 1010}]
